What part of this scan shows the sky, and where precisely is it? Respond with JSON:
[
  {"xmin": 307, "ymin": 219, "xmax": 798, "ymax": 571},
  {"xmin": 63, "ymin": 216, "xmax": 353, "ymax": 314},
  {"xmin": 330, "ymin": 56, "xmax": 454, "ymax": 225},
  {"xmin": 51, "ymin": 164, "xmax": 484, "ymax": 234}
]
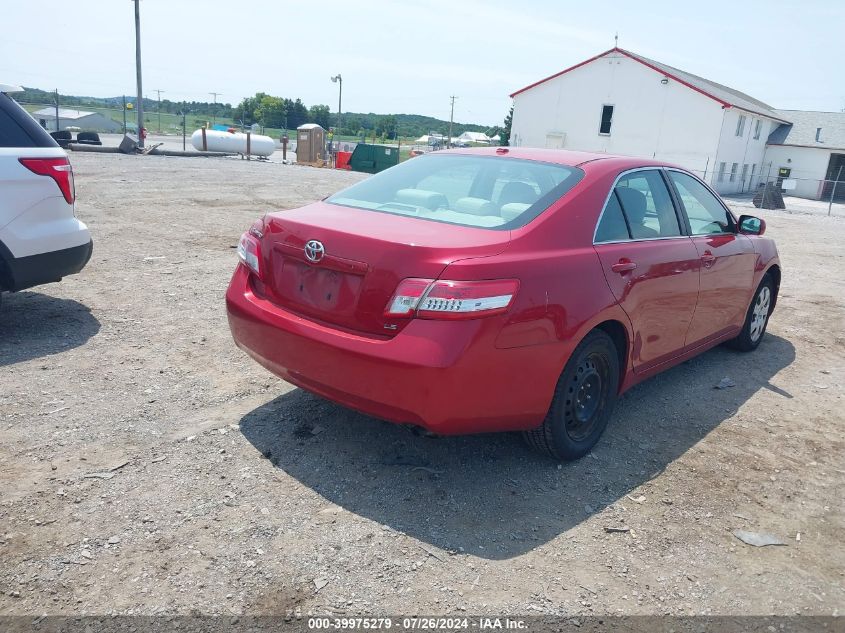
[{"xmin": 2, "ymin": 0, "xmax": 843, "ymax": 126}]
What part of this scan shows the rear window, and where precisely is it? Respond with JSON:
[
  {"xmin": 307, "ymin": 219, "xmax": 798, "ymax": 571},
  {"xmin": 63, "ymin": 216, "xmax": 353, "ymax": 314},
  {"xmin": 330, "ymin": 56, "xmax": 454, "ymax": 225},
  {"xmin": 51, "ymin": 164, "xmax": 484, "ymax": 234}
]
[
  {"xmin": 0, "ymin": 93, "xmax": 58, "ymax": 148},
  {"xmin": 327, "ymin": 154, "xmax": 584, "ymax": 230}
]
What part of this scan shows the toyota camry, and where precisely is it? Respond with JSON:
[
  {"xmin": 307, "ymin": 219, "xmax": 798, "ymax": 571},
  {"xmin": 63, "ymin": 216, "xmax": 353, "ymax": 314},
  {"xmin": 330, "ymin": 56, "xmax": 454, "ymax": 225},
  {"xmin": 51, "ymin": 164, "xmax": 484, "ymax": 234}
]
[{"xmin": 226, "ymin": 148, "xmax": 780, "ymax": 460}]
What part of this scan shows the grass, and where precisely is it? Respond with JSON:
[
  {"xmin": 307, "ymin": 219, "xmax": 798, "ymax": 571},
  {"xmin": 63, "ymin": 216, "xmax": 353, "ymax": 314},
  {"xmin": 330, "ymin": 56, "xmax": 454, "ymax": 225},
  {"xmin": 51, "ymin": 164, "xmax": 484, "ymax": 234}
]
[{"xmin": 22, "ymin": 103, "xmax": 428, "ymax": 147}]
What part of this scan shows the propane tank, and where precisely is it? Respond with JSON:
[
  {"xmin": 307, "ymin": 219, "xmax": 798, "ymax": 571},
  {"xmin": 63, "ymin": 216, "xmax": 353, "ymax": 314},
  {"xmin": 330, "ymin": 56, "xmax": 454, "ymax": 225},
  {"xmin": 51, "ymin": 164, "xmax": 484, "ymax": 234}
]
[{"xmin": 190, "ymin": 129, "xmax": 275, "ymax": 157}]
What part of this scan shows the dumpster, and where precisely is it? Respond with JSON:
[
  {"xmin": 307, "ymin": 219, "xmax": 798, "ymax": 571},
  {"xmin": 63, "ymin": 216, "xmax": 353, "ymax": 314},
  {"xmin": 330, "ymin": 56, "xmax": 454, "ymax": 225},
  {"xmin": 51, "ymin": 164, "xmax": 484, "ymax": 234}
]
[
  {"xmin": 348, "ymin": 143, "xmax": 399, "ymax": 174},
  {"xmin": 336, "ymin": 151, "xmax": 352, "ymax": 170}
]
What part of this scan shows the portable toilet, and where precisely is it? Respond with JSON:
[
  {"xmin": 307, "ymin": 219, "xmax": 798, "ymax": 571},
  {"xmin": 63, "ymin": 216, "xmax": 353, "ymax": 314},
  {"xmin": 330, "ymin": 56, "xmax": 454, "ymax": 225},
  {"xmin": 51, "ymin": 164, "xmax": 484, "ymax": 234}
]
[{"xmin": 296, "ymin": 123, "xmax": 325, "ymax": 163}]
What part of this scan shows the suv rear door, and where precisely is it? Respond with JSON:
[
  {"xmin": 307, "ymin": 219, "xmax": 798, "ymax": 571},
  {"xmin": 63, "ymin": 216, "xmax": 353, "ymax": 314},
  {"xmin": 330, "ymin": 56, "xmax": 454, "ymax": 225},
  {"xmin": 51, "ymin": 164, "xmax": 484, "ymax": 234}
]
[{"xmin": 0, "ymin": 91, "xmax": 65, "ymax": 233}]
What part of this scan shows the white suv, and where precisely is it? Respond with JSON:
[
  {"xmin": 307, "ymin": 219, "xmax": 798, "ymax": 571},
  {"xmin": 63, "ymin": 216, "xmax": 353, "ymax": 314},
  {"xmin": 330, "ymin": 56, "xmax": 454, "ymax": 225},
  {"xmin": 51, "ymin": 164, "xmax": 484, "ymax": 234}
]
[{"xmin": 0, "ymin": 84, "xmax": 92, "ymax": 302}]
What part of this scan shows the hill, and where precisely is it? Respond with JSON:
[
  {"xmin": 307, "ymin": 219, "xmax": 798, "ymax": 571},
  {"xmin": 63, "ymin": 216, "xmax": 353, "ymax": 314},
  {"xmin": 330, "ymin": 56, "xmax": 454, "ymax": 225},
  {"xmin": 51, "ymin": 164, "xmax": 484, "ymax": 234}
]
[{"xmin": 13, "ymin": 87, "xmax": 498, "ymax": 140}]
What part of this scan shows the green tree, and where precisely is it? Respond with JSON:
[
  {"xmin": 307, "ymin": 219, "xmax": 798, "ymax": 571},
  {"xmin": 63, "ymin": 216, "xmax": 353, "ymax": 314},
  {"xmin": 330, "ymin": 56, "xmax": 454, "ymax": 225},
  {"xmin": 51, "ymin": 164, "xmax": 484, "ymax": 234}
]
[
  {"xmin": 308, "ymin": 104, "xmax": 332, "ymax": 129},
  {"xmin": 501, "ymin": 106, "xmax": 513, "ymax": 146},
  {"xmin": 255, "ymin": 95, "xmax": 286, "ymax": 128},
  {"xmin": 376, "ymin": 114, "xmax": 398, "ymax": 139}
]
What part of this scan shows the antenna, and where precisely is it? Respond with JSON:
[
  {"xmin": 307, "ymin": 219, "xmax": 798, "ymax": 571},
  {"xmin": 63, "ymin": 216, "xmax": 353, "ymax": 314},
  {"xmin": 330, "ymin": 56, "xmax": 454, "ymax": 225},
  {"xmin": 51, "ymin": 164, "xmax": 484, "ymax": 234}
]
[{"xmin": 614, "ymin": 32, "xmax": 619, "ymax": 48}]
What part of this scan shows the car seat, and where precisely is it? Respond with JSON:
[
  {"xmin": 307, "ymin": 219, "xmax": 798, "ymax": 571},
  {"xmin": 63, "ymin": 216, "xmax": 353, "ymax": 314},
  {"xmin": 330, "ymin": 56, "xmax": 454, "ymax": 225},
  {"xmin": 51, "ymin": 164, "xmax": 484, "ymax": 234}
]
[{"xmin": 615, "ymin": 187, "xmax": 658, "ymax": 239}]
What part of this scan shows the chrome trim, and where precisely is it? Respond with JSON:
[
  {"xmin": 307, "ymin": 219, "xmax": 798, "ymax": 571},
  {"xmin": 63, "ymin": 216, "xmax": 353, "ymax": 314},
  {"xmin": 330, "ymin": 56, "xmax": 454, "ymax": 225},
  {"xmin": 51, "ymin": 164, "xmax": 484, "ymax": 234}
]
[{"xmin": 594, "ymin": 235, "xmax": 694, "ymax": 246}]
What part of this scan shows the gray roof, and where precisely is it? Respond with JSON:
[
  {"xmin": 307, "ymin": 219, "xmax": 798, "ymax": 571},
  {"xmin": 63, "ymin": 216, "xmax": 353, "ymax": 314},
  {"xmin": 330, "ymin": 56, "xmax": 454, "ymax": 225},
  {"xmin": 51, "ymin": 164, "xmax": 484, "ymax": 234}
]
[
  {"xmin": 620, "ymin": 49, "xmax": 787, "ymax": 122},
  {"xmin": 767, "ymin": 110, "xmax": 845, "ymax": 149},
  {"xmin": 33, "ymin": 107, "xmax": 97, "ymax": 119}
]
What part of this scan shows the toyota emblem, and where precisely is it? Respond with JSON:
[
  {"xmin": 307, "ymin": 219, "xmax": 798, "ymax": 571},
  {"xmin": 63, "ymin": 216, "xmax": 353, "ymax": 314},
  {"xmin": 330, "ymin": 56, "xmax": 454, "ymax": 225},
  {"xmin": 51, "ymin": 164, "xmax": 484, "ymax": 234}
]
[{"xmin": 304, "ymin": 240, "xmax": 325, "ymax": 263}]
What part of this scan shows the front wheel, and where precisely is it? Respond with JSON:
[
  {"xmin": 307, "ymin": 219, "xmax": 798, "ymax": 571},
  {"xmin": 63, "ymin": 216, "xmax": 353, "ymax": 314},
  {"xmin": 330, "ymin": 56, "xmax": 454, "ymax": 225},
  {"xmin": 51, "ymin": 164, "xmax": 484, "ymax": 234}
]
[
  {"xmin": 523, "ymin": 330, "xmax": 620, "ymax": 461},
  {"xmin": 727, "ymin": 275, "xmax": 774, "ymax": 352}
]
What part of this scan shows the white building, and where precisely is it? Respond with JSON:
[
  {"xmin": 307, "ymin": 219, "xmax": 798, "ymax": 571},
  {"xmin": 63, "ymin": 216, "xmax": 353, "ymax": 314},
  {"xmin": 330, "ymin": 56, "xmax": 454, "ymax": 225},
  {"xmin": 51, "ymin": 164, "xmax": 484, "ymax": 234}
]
[
  {"xmin": 764, "ymin": 110, "xmax": 845, "ymax": 201},
  {"xmin": 32, "ymin": 107, "xmax": 122, "ymax": 133},
  {"xmin": 457, "ymin": 131, "xmax": 490, "ymax": 144},
  {"xmin": 509, "ymin": 48, "xmax": 790, "ymax": 195}
]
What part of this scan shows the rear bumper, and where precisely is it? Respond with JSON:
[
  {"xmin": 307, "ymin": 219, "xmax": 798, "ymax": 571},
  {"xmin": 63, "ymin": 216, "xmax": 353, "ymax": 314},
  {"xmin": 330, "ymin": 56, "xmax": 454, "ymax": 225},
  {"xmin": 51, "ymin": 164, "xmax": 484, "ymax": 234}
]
[
  {"xmin": 225, "ymin": 265, "xmax": 557, "ymax": 434},
  {"xmin": 1, "ymin": 239, "xmax": 93, "ymax": 292}
]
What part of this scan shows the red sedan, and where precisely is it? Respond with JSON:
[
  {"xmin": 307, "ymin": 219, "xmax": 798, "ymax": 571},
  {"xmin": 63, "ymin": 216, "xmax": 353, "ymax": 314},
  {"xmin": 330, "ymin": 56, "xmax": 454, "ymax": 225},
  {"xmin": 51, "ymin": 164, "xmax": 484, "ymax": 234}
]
[{"xmin": 226, "ymin": 148, "xmax": 780, "ymax": 460}]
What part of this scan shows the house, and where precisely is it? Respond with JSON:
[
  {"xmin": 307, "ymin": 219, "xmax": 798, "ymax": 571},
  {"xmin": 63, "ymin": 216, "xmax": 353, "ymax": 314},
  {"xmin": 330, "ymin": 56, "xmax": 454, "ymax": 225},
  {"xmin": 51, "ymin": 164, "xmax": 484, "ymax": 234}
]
[
  {"xmin": 32, "ymin": 107, "xmax": 122, "ymax": 133},
  {"xmin": 765, "ymin": 110, "xmax": 845, "ymax": 201},
  {"xmin": 509, "ymin": 48, "xmax": 791, "ymax": 195}
]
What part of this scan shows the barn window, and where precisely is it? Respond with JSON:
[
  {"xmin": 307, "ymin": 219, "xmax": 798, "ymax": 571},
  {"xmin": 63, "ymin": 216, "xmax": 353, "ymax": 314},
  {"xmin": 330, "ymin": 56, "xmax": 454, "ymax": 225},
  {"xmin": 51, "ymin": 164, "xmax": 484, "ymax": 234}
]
[
  {"xmin": 816, "ymin": 127, "xmax": 822, "ymax": 142},
  {"xmin": 730, "ymin": 163, "xmax": 738, "ymax": 182},
  {"xmin": 753, "ymin": 119, "xmax": 762, "ymax": 140},
  {"xmin": 598, "ymin": 105, "xmax": 614, "ymax": 135},
  {"xmin": 717, "ymin": 162, "xmax": 726, "ymax": 182},
  {"xmin": 735, "ymin": 115, "xmax": 746, "ymax": 137}
]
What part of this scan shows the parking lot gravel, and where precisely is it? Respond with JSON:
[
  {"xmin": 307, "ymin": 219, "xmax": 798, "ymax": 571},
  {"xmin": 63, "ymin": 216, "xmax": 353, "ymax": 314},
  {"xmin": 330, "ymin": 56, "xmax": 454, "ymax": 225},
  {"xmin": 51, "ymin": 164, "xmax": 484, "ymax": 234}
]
[{"xmin": 1, "ymin": 152, "xmax": 843, "ymax": 617}]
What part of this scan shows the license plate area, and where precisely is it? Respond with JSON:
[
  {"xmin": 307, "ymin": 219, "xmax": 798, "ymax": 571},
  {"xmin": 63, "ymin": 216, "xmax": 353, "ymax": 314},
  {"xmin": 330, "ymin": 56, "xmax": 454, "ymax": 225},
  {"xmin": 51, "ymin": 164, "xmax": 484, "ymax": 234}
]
[{"xmin": 274, "ymin": 257, "xmax": 362, "ymax": 316}]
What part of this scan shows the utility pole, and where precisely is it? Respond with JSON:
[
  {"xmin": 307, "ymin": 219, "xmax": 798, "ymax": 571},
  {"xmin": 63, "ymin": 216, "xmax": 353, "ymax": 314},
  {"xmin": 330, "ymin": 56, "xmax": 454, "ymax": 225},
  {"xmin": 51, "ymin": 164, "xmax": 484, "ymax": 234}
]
[
  {"xmin": 133, "ymin": 0, "xmax": 144, "ymax": 148},
  {"xmin": 180, "ymin": 103, "xmax": 188, "ymax": 151},
  {"xmin": 54, "ymin": 89, "xmax": 59, "ymax": 132},
  {"xmin": 448, "ymin": 95, "xmax": 457, "ymax": 148},
  {"xmin": 154, "ymin": 89, "xmax": 165, "ymax": 132},
  {"xmin": 209, "ymin": 92, "xmax": 221, "ymax": 125},
  {"xmin": 122, "ymin": 95, "xmax": 127, "ymax": 135}
]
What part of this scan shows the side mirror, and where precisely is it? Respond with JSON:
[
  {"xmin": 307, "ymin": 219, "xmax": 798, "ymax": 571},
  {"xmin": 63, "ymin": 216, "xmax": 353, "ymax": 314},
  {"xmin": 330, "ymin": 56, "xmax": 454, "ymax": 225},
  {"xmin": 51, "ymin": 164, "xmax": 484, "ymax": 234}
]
[{"xmin": 738, "ymin": 214, "xmax": 766, "ymax": 236}]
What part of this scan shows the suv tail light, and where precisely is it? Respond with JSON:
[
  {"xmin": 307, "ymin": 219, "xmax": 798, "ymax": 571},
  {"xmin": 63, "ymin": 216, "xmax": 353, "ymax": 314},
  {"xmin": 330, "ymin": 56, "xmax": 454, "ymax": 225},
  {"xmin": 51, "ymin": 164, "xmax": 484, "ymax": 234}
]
[
  {"xmin": 237, "ymin": 232, "xmax": 262, "ymax": 278},
  {"xmin": 385, "ymin": 278, "xmax": 519, "ymax": 320},
  {"xmin": 19, "ymin": 157, "xmax": 75, "ymax": 204}
]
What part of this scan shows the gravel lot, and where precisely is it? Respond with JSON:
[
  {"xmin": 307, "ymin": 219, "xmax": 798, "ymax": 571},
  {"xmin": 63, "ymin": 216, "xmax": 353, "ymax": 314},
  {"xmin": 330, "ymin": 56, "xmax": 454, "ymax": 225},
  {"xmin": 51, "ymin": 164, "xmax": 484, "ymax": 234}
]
[{"xmin": 1, "ymin": 152, "xmax": 843, "ymax": 618}]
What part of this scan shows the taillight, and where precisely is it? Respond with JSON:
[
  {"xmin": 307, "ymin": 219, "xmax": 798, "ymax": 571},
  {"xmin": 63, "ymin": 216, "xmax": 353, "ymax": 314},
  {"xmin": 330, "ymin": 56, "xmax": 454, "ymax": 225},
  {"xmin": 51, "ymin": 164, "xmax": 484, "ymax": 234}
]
[
  {"xmin": 385, "ymin": 278, "xmax": 519, "ymax": 320},
  {"xmin": 19, "ymin": 157, "xmax": 75, "ymax": 204},
  {"xmin": 384, "ymin": 278, "xmax": 432, "ymax": 317},
  {"xmin": 237, "ymin": 232, "xmax": 262, "ymax": 278}
]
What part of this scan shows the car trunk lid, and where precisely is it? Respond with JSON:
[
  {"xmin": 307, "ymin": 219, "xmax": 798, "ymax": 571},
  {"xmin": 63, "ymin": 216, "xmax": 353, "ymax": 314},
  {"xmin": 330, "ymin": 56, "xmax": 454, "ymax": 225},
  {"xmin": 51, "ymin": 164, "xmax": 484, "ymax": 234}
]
[{"xmin": 260, "ymin": 201, "xmax": 510, "ymax": 336}]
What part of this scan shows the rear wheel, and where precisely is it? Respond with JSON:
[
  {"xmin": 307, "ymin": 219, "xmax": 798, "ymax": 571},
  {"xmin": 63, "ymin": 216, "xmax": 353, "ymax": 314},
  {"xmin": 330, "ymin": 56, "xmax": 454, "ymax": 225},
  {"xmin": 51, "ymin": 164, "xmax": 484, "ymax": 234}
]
[
  {"xmin": 727, "ymin": 275, "xmax": 774, "ymax": 352},
  {"xmin": 523, "ymin": 330, "xmax": 620, "ymax": 461}
]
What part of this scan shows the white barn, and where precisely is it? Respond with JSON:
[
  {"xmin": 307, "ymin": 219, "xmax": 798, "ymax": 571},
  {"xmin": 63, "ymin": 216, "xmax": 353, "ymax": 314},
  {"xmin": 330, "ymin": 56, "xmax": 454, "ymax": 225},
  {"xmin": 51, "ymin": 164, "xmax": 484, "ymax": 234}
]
[
  {"xmin": 509, "ymin": 47, "xmax": 790, "ymax": 195},
  {"xmin": 32, "ymin": 107, "xmax": 121, "ymax": 133}
]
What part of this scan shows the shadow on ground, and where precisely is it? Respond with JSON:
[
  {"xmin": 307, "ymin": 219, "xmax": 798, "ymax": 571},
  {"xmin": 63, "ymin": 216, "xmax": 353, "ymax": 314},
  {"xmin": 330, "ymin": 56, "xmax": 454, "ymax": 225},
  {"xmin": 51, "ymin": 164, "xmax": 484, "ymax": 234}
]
[
  {"xmin": 240, "ymin": 334, "xmax": 795, "ymax": 560},
  {"xmin": 0, "ymin": 291, "xmax": 100, "ymax": 366}
]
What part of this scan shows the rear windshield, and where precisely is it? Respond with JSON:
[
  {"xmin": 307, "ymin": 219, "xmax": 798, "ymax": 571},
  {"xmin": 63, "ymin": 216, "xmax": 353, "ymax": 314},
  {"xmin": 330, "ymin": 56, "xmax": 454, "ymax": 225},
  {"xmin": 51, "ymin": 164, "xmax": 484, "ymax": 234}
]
[
  {"xmin": 327, "ymin": 154, "xmax": 584, "ymax": 230},
  {"xmin": 0, "ymin": 92, "xmax": 58, "ymax": 148}
]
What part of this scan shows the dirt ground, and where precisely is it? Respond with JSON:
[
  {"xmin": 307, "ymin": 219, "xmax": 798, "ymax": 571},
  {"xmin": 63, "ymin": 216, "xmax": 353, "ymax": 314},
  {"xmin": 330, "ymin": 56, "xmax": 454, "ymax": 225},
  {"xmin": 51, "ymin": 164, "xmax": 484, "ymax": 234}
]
[{"xmin": 1, "ymin": 152, "xmax": 843, "ymax": 618}]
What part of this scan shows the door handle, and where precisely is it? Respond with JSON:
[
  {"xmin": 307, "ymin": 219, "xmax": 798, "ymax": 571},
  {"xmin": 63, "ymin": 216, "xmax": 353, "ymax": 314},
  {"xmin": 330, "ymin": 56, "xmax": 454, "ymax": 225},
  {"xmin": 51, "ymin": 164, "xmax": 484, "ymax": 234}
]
[
  {"xmin": 611, "ymin": 259, "xmax": 637, "ymax": 274},
  {"xmin": 700, "ymin": 252, "xmax": 716, "ymax": 268}
]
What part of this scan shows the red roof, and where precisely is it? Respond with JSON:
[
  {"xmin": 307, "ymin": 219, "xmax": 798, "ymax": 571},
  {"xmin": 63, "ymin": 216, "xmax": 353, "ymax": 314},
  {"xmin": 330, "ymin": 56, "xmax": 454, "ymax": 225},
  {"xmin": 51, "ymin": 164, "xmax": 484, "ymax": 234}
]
[{"xmin": 510, "ymin": 48, "xmax": 790, "ymax": 124}]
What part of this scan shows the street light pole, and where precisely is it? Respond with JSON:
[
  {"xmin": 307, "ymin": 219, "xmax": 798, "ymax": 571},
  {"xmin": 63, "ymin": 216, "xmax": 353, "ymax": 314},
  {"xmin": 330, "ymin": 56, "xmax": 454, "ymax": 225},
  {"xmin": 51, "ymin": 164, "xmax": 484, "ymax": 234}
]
[
  {"xmin": 133, "ymin": 0, "xmax": 144, "ymax": 148},
  {"xmin": 448, "ymin": 95, "xmax": 457, "ymax": 148},
  {"xmin": 331, "ymin": 74, "xmax": 342, "ymax": 134}
]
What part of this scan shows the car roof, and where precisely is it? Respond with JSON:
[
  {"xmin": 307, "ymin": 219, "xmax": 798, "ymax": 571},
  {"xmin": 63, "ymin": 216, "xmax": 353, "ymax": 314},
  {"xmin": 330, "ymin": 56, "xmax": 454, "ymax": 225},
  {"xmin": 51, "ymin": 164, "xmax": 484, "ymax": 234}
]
[
  {"xmin": 0, "ymin": 83, "xmax": 24, "ymax": 93},
  {"xmin": 441, "ymin": 146, "xmax": 677, "ymax": 171}
]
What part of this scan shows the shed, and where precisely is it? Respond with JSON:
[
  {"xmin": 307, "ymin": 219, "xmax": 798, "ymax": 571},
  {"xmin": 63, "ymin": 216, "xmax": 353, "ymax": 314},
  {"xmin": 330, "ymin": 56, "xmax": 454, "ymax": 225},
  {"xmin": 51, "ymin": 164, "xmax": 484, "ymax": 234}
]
[{"xmin": 32, "ymin": 107, "xmax": 121, "ymax": 133}]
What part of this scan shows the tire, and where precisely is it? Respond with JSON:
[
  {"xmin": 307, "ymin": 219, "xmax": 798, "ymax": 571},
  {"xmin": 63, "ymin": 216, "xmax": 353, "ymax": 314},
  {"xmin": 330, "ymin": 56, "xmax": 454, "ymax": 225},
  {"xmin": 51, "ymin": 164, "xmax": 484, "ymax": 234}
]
[
  {"xmin": 727, "ymin": 275, "xmax": 774, "ymax": 352},
  {"xmin": 523, "ymin": 330, "xmax": 620, "ymax": 461}
]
